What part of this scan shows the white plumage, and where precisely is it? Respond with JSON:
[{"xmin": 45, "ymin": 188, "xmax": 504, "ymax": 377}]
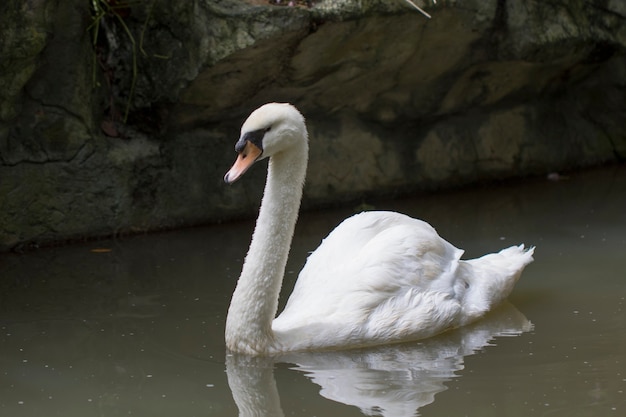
[{"xmin": 224, "ymin": 103, "xmax": 534, "ymax": 355}]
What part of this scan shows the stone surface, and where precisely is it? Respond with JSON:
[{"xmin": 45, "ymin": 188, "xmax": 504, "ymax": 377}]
[{"xmin": 0, "ymin": 0, "xmax": 625, "ymax": 251}]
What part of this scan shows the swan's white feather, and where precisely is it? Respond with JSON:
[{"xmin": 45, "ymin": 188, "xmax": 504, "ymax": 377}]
[{"xmin": 272, "ymin": 211, "xmax": 533, "ymax": 351}]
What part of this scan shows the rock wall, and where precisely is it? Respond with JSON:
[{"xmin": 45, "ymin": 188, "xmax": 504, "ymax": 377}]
[{"xmin": 1, "ymin": 0, "xmax": 625, "ymax": 251}]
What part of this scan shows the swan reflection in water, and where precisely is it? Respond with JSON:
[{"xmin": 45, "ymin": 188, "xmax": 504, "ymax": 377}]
[{"xmin": 226, "ymin": 302, "xmax": 532, "ymax": 417}]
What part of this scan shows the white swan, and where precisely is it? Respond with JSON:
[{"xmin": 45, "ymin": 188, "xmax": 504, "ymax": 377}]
[{"xmin": 224, "ymin": 102, "xmax": 534, "ymax": 355}]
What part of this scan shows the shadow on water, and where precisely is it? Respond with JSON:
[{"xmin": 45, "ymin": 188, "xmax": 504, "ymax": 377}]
[
  {"xmin": 1, "ymin": 164, "xmax": 625, "ymax": 416},
  {"xmin": 228, "ymin": 302, "xmax": 532, "ymax": 417}
]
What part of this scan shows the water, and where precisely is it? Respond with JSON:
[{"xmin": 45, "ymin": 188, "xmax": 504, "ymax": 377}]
[{"xmin": 1, "ymin": 164, "xmax": 625, "ymax": 417}]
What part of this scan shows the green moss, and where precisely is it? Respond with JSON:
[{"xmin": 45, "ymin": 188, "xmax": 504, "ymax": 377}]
[{"xmin": 0, "ymin": 2, "xmax": 47, "ymax": 121}]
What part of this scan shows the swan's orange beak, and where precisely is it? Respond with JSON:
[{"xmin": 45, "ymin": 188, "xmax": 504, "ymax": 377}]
[{"xmin": 224, "ymin": 140, "xmax": 263, "ymax": 184}]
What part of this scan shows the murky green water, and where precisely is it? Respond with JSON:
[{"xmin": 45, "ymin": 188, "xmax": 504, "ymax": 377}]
[{"xmin": 1, "ymin": 165, "xmax": 625, "ymax": 417}]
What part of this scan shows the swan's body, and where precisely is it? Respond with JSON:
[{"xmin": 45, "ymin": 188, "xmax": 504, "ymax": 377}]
[{"xmin": 224, "ymin": 103, "xmax": 534, "ymax": 355}]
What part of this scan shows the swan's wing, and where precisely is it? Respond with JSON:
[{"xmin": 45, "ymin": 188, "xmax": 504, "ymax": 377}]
[
  {"xmin": 284, "ymin": 211, "xmax": 465, "ymax": 311},
  {"xmin": 273, "ymin": 211, "xmax": 466, "ymax": 349}
]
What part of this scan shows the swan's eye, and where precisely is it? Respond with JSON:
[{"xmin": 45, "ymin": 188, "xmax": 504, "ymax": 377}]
[
  {"xmin": 264, "ymin": 126, "xmax": 272, "ymax": 133},
  {"xmin": 239, "ymin": 129, "xmax": 266, "ymax": 153}
]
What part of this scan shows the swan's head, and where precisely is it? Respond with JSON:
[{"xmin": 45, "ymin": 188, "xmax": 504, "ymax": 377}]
[{"xmin": 224, "ymin": 103, "xmax": 307, "ymax": 184}]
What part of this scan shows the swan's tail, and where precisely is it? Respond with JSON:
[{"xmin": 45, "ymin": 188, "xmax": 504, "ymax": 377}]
[{"xmin": 458, "ymin": 244, "xmax": 535, "ymax": 325}]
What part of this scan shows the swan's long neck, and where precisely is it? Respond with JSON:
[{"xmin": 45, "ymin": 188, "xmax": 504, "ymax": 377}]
[{"xmin": 225, "ymin": 140, "xmax": 308, "ymax": 355}]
